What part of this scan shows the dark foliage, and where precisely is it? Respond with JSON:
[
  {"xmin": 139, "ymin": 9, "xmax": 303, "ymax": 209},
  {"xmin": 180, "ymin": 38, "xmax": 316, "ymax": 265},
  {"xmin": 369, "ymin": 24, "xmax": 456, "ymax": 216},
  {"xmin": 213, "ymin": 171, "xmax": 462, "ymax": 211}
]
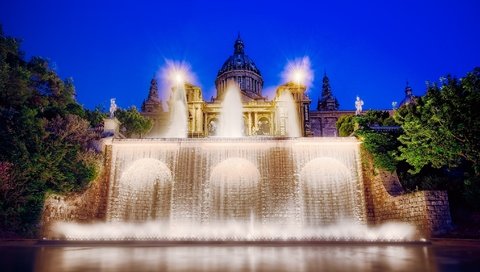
[{"xmin": 0, "ymin": 27, "xmax": 100, "ymax": 237}]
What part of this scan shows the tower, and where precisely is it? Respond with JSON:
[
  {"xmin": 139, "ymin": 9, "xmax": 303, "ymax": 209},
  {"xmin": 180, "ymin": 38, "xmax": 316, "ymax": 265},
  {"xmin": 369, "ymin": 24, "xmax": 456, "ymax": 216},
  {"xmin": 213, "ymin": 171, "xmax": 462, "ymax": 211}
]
[
  {"xmin": 141, "ymin": 78, "xmax": 170, "ymax": 137},
  {"xmin": 317, "ymin": 72, "xmax": 339, "ymax": 111},
  {"xmin": 141, "ymin": 78, "xmax": 162, "ymax": 113},
  {"xmin": 399, "ymin": 81, "xmax": 416, "ymax": 106}
]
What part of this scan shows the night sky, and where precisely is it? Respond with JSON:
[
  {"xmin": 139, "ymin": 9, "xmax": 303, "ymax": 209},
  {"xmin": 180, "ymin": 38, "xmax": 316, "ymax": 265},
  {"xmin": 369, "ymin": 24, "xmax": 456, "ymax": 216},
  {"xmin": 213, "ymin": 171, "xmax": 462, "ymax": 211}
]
[{"xmin": 1, "ymin": 0, "xmax": 479, "ymax": 111}]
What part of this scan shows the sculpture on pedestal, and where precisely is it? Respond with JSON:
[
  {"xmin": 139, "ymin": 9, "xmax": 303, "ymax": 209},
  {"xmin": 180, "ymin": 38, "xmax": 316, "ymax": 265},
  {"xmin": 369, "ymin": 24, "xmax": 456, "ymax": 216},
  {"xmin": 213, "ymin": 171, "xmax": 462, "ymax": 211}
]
[
  {"xmin": 355, "ymin": 96, "xmax": 364, "ymax": 115},
  {"xmin": 109, "ymin": 98, "xmax": 117, "ymax": 118}
]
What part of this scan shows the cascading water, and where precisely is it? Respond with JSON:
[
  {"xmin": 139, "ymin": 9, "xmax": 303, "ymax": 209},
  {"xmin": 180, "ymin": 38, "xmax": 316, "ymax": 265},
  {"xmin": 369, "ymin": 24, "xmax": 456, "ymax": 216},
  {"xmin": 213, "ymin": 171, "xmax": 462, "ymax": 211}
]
[
  {"xmin": 53, "ymin": 138, "xmax": 417, "ymax": 241},
  {"xmin": 276, "ymin": 90, "xmax": 301, "ymax": 137},
  {"xmin": 209, "ymin": 158, "xmax": 260, "ymax": 221},
  {"xmin": 216, "ymin": 83, "xmax": 244, "ymax": 137},
  {"xmin": 108, "ymin": 158, "xmax": 172, "ymax": 221},
  {"xmin": 164, "ymin": 84, "xmax": 188, "ymax": 138}
]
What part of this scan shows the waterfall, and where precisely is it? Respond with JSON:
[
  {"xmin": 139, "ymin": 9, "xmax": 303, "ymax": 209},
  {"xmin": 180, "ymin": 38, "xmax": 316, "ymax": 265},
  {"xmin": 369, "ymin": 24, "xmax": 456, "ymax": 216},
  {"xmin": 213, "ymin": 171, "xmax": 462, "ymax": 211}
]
[{"xmin": 53, "ymin": 138, "xmax": 416, "ymax": 241}]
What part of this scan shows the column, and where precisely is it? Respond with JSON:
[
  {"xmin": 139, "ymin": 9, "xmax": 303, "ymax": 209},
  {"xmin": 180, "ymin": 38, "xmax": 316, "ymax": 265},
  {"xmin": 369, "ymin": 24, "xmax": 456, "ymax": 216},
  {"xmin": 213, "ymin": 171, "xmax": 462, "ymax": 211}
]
[
  {"xmin": 248, "ymin": 112, "xmax": 252, "ymax": 136},
  {"xmin": 270, "ymin": 112, "xmax": 274, "ymax": 135},
  {"xmin": 197, "ymin": 106, "xmax": 203, "ymax": 134},
  {"xmin": 204, "ymin": 114, "xmax": 208, "ymax": 136},
  {"xmin": 194, "ymin": 107, "xmax": 198, "ymax": 132}
]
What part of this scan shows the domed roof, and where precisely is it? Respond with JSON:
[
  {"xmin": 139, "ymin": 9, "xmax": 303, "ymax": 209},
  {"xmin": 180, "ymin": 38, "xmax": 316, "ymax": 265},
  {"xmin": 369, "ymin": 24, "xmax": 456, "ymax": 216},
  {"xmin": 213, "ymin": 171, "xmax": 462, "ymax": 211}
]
[
  {"xmin": 217, "ymin": 35, "xmax": 261, "ymax": 76},
  {"xmin": 400, "ymin": 82, "xmax": 416, "ymax": 106}
]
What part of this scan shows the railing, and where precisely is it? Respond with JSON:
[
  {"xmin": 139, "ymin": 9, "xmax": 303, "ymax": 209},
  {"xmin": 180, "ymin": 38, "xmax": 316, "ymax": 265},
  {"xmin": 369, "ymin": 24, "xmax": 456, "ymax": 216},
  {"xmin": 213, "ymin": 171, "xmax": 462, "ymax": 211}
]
[{"xmin": 369, "ymin": 126, "xmax": 402, "ymax": 133}]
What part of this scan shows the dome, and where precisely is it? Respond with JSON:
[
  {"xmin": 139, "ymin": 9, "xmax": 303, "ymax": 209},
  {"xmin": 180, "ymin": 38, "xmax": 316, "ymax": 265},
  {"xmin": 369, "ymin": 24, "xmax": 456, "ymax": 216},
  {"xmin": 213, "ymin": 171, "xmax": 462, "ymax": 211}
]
[
  {"xmin": 217, "ymin": 49, "xmax": 261, "ymax": 76},
  {"xmin": 215, "ymin": 35, "xmax": 264, "ymax": 100},
  {"xmin": 399, "ymin": 83, "xmax": 416, "ymax": 106}
]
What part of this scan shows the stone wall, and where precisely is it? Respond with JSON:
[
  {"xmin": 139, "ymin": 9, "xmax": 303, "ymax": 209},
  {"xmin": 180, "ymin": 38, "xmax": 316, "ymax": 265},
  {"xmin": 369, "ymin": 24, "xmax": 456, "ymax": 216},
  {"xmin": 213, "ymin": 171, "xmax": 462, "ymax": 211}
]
[
  {"xmin": 361, "ymin": 147, "xmax": 452, "ymax": 236},
  {"xmin": 309, "ymin": 110, "xmax": 356, "ymax": 137},
  {"xmin": 40, "ymin": 145, "xmax": 112, "ymax": 237}
]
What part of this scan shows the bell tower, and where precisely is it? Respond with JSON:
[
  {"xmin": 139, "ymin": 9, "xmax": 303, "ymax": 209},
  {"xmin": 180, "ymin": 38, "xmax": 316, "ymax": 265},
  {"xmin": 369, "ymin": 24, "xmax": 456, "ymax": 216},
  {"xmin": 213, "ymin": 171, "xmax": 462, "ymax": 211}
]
[
  {"xmin": 317, "ymin": 72, "xmax": 339, "ymax": 111},
  {"xmin": 141, "ymin": 78, "xmax": 162, "ymax": 113}
]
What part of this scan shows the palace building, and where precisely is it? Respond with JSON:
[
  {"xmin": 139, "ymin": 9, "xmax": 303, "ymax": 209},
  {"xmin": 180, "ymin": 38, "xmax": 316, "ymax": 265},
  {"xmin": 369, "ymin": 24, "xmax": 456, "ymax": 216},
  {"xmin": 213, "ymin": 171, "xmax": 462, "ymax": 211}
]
[{"xmin": 141, "ymin": 35, "xmax": 409, "ymax": 137}]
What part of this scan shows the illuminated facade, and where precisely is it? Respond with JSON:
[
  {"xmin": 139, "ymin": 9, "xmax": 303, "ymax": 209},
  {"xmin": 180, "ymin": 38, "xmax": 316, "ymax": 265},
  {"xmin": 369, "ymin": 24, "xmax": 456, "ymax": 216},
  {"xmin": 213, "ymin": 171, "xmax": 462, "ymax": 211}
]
[{"xmin": 141, "ymin": 36, "xmax": 354, "ymax": 137}]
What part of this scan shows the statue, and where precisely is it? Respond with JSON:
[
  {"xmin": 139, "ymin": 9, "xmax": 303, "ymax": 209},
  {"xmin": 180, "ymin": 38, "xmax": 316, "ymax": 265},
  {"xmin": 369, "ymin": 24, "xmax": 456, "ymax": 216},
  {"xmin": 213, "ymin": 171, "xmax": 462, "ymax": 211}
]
[
  {"xmin": 392, "ymin": 101, "xmax": 398, "ymax": 110},
  {"xmin": 355, "ymin": 96, "xmax": 364, "ymax": 115},
  {"xmin": 109, "ymin": 98, "xmax": 117, "ymax": 118},
  {"xmin": 208, "ymin": 119, "xmax": 217, "ymax": 135}
]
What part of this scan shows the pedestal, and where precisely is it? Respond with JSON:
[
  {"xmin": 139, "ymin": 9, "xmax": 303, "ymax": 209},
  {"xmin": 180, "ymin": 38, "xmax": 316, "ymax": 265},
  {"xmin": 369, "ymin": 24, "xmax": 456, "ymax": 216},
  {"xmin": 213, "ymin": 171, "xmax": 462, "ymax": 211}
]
[{"xmin": 103, "ymin": 118, "xmax": 121, "ymax": 138}]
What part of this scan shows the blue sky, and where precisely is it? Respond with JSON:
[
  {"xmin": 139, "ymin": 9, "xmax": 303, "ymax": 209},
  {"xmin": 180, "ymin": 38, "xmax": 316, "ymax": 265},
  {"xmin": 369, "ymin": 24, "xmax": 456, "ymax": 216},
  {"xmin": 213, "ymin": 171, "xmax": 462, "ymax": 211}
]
[{"xmin": 1, "ymin": 0, "xmax": 479, "ymax": 110}]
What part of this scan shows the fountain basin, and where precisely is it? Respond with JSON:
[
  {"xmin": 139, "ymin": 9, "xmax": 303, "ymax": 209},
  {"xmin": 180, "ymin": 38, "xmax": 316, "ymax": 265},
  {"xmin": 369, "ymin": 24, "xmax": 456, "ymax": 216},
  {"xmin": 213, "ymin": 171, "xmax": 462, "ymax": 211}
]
[{"xmin": 42, "ymin": 137, "xmax": 451, "ymax": 241}]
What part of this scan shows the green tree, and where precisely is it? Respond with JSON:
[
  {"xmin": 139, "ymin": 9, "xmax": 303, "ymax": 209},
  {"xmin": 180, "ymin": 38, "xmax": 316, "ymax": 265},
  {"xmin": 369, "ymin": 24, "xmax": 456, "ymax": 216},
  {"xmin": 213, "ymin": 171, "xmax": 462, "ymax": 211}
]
[
  {"xmin": 116, "ymin": 106, "xmax": 152, "ymax": 138},
  {"xmin": 85, "ymin": 106, "xmax": 108, "ymax": 127},
  {"xmin": 336, "ymin": 111, "xmax": 400, "ymax": 172},
  {"xmin": 356, "ymin": 110, "xmax": 392, "ymax": 127},
  {"xmin": 354, "ymin": 111, "xmax": 400, "ymax": 172},
  {"xmin": 0, "ymin": 27, "xmax": 100, "ymax": 237},
  {"xmin": 336, "ymin": 114, "xmax": 356, "ymax": 136},
  {"xmin": 395, "ymin": 68, "xmax": 480, "ymax": 175},
  {"xmin": 356, "ymin": 129, "xmax": 400, "ymax": 172}
]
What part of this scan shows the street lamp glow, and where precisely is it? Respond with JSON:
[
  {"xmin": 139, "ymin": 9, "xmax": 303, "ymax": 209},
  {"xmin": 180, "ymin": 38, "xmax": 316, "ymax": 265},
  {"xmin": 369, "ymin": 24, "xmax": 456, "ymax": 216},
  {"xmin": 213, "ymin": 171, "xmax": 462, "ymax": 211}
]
[
  {"xmin": 174, "ymin": 72, "xmax": 184, "ymax": 85},
  {"xmin": 282, "ymin": 56, "xmax": 314, "ymax": 87},
  {"xmin": 292, "ymin": 69, "xmax": 306, "ymax": 84},
  {"xmin": 161, "ymin": 60, "xmax": 195, "ymax": 87}
]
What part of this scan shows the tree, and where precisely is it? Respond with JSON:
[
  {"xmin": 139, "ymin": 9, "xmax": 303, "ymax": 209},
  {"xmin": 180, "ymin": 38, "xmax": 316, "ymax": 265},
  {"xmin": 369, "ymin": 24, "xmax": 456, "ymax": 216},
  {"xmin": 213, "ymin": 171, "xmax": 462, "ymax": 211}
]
[
  {"xmin": 336, "ymin": 111, "xmax": 400, "ymax": 172},
  {"xmin": 116, "ymin": 106, "xmax": 153, "ymax": 138},
  {"xmin": 336, "ymin": 114, "xmax": 356, "ymax": 136},
  {"xmin": 354, "ymin": 111, "xmax": 400, "ymax": 172},
  {"xmin": 395, "ymin": 68, "xmax": 480, "ymax": 176},
  {"xmin": 394, "ymin": 69, "xmax": 480, "ymax": 209},
  {"xmin": 0, "ymin": 27, "xmax": 101, "ymax": 237},
  {"xmin": 356, "ymin": 110, "xmax": 393, "ymax": 127},
  {"xmin": 356, "ymin": 129, "xmax": 400, "ymax": 172},
  {"xmin": 85, "ymin": 106, "xmax": 108, "ymax": 127}
]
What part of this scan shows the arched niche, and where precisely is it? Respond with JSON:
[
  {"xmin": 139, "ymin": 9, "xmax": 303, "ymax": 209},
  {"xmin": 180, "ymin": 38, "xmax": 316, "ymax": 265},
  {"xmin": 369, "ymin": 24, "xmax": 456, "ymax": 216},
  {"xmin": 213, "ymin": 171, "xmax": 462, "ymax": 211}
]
[
  {"xmin": 299, "ymin": 157, "xmax": 360, "ymax": 225},
  {"xmin": 111, "ymin": 159, "xmax": 173, "ymax": 222},
  {"xmin": 209, "ymin": 158, "xmax": 261, "ymax": 221}
]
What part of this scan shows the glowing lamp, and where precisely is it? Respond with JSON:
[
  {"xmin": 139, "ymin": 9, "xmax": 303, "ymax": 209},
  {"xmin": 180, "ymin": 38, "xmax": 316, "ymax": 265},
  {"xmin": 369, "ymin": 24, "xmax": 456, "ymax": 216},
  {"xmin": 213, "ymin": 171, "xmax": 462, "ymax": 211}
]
[
  {"xmin": 282, "ymin": 57, "xmax": 312, "ymax": 86},
  {"xmin": 174, "ymin": 72, "xmax": 184, "ymax": 85},
  {"xmin": 292, "ymin": 69, "xmax": 306, "ymax": 84}
]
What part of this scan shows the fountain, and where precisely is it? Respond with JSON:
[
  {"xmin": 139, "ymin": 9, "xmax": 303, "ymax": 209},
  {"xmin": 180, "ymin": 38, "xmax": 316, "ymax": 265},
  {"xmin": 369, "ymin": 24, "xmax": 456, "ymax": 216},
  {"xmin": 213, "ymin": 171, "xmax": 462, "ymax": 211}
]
[
  {"xmin": 163, "ymin": 78, "xmax": 188, "ymax": 138},
  {"xmin": 217, "ymin": 82, "xmax": 244, "ymax": 137},
  {"xmin": 276, "ymin": 90, "xmax": 301, "ymax": 137},
  {"xmin": 46, "ymin": 69, "xmax": 439, "ymax": 243},
  {"xmin": 52, "ymin": 137, "xmax": 417, "ymax": 241}
]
